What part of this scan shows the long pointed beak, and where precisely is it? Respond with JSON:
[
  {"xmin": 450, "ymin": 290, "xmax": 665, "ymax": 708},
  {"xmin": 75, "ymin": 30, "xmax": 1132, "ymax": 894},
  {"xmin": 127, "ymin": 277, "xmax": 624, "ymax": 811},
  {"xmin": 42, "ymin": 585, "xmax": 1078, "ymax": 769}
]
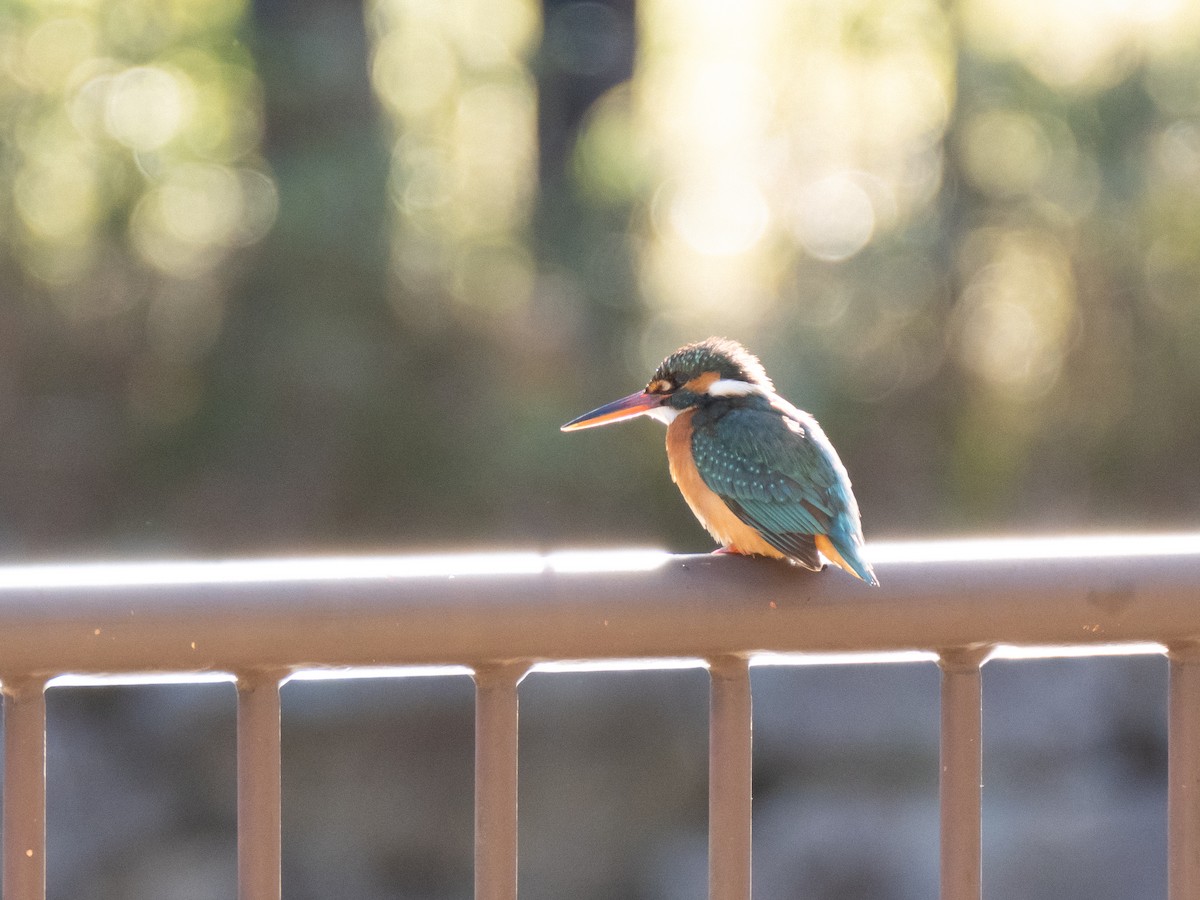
[{"xmin": 561, "ymin": 390, "xmax": 666, "ymax": 431}]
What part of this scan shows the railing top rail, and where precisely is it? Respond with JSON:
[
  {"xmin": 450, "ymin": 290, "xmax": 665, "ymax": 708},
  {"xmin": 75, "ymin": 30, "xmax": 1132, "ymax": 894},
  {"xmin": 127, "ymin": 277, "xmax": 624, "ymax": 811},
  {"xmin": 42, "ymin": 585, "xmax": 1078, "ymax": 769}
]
[{"xmin": 0, "ymin": 534, "xmax": 1197, "ymax": 680}]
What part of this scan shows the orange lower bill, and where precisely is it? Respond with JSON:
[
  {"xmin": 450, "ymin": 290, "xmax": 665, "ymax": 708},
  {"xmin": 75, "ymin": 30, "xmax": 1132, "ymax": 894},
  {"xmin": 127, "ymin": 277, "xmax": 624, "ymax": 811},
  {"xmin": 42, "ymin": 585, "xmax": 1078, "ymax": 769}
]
[{"xmin": 560, "ymin": 391, "xmax": 665, "ymax": 431}]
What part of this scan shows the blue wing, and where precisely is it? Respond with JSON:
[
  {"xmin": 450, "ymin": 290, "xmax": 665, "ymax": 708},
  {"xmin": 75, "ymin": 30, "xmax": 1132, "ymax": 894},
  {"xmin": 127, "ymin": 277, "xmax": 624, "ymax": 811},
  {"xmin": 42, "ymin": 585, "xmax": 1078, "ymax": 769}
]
[{"xmin": 690, "ymin": 403, "xmax": 877, "ymax": 584}]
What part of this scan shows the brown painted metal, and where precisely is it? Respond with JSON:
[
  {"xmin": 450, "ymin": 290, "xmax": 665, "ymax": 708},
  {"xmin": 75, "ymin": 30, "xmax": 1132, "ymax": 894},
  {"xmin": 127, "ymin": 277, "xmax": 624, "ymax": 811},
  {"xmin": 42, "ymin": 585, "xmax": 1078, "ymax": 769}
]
[
  {"xmin": 938, "ymin": 647, "xmax": 990, "ymax": 900},
  {"xmin": 237, "ymin": 671, "xmax": 284, "ymax": 900},
  {"xmin": 0, "ymin": 549, "xmax": 1193, "ymax": 677},
  {"xmin": 2, "ymin": 678, "xmax": 46, "ymax": 900},
  {"xmin": 474, "ymin": 662, "xmax": 528, "ymax": 900},
  {"xmin": 708, "ymin": 656, "xmax": 753, "ymax": 900},
  {"xmin": 1170, "ymin": 644, "xmax": 1200, "ymax": 900},
  {"xmin": 0, "ymin": 540, "xmax": 1197, "ymax": 900}
]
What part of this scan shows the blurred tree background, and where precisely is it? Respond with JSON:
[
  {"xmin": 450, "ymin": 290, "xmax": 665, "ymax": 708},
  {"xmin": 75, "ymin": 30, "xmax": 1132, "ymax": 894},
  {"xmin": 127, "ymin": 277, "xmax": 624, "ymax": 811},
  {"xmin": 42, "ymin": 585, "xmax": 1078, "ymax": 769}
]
[
  {"xmin": 0, "ymin": 0, "xmax": 1194, "ymax": 896},
  {"xmin": 4, "ymin": 0, "xmax": 1200, "ymax": 559}
]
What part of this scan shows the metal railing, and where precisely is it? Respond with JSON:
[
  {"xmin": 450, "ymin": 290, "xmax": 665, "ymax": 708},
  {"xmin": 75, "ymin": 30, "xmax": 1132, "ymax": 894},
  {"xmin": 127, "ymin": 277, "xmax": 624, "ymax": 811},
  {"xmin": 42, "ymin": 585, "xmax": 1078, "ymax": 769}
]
[{"xmin": 2, "ymin": 534, "xmax": 1200, "ymax": 899}]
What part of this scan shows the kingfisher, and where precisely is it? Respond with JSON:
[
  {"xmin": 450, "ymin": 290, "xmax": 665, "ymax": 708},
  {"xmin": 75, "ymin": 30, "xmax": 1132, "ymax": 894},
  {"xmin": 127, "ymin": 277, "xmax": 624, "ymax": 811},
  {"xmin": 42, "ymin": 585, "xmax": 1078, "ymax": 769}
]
[{"xmin": 561, "ymin": 337, "xmax": 878, "ymax": 585}]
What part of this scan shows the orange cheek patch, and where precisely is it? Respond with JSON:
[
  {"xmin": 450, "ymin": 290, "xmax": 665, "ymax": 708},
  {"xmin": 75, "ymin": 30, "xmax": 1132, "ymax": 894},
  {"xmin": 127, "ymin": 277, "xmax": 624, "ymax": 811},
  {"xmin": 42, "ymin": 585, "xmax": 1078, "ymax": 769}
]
[{"xmin": 683, "ymin": 371, "xmax": 720, "ymax": 394}]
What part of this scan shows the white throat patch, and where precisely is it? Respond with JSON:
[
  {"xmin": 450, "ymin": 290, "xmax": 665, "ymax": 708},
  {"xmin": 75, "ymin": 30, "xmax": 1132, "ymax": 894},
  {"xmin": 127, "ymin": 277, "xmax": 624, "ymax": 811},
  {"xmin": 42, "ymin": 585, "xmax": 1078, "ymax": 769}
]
[{"xmin": 645, "ymin": 406, "xmax": 680, "ymax": 425}]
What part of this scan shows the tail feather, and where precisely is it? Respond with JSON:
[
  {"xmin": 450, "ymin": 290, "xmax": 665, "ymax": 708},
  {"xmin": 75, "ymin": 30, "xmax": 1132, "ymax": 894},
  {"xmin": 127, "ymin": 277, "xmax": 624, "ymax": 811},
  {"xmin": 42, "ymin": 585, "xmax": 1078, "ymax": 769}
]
[{"xmin": 814, "ymin": 533, "xmax": 879, "ymax": 586}]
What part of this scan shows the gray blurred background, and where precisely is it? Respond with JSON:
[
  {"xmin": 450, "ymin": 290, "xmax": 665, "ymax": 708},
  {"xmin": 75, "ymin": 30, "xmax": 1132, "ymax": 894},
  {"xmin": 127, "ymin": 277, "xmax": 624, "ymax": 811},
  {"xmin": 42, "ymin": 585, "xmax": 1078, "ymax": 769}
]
[{"xmin": 1, "ymin": 0, "xmax": 1193, "ymax": 894}]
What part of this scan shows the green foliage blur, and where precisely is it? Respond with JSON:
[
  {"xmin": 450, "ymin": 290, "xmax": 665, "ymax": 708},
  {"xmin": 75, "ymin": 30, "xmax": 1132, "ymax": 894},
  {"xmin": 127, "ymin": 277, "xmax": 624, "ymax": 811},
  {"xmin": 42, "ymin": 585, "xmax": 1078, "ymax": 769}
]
[{"xmin": 2, "ymin": 0, "xmax": 1199, "ymax": 562}]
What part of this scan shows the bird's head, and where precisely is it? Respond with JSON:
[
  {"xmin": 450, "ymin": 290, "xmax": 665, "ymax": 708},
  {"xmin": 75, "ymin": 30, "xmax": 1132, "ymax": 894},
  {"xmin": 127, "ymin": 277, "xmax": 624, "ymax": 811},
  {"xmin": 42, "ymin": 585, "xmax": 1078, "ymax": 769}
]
[{"xmin": 561, "ymin": 337, "xmax": 774, "ymax": 431}]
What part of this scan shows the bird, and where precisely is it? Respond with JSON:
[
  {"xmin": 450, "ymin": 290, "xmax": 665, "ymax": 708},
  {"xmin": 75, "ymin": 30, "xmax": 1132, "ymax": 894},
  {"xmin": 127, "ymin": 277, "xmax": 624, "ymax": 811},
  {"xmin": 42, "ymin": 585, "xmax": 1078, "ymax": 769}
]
[{"xmin": 561, "ymin": 337, "xmax": 878, "ymax": 585}]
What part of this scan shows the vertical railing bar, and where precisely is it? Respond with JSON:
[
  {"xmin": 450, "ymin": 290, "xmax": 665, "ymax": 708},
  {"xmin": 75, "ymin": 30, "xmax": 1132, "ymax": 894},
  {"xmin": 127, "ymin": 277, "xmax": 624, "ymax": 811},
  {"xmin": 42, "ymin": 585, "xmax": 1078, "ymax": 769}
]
[
  {"xmin": 2, "ymin": 676, "xmax": 48, "ymax": 900},
  {"xmin": 708, "ymin": 655, "xmax": 752, "ymax": 900},
  {"xmin": 1169, "ymin": 642, "xmax": 1200, "ymax": 900},
  {"xmin": 937, "ymin": 646, "xmax": 990, "ymax": 900},
  {"xmin": 474, "ymin": 661, "xmax": 529, "ymax": 900},
  {"xmin": 237, "ymin": 669, "xmax": 286, "ymax": 900}
]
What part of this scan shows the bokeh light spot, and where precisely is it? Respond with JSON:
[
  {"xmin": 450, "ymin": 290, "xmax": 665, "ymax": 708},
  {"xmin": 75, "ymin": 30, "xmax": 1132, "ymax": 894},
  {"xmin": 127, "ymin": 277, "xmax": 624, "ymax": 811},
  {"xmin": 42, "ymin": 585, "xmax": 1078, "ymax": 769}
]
[
  {"xmin": 790, "ymin": 173, "xmax": 877, "ymax": 263},
  {"xmin": 131, "ymin": 163, "xmax": 257, "ymax": 277},
  {"xmin": 14, "ymin": 155, "xmax": 98, "ymax": 241},
  {"xmin": 162, "ymin": 165, "xmax": 242, "ymax": 243},
  {"xmin": 21, "ymin": 17, "xmax": 96, "ymax": 92},
  {"xmin": 955, "ymin": 229, "xmax": 1076, "ymax": 395},
  {"xmin": 1154, "ymin": 120, "xmax": 1200, "ymax": 185},
  {"xmin": 369, "ymin": 0, "xmax": 541, "ymax": 312},
  {"xmin": 389, "ymin": 141, "xmax": 453, "ymax": 214},
  {"xmin": 960, "ymin": 109, "xmax": 1052, "ymax": 197},
  {"xmin": 371, "ymin": 30, "xmax": 457, "ymax": 117},
  {"xmin": 231, "ymin": 169, "xmax": 280, "ymax": 246},
  {"xmin": 105, "ymin": 66, "xmax": 190, "ymax": 151},
  {"xmin": 664, "ymin": 177, "xmax": 770, "ymax": 257}
]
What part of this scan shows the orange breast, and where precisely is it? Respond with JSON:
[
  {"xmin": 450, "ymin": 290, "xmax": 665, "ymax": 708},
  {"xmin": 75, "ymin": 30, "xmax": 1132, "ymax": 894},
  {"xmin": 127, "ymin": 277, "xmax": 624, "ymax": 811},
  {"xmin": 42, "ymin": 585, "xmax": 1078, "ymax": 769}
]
[{"xmin": 665, "ymin": 410, "xmax": 784, "ymax": 558}]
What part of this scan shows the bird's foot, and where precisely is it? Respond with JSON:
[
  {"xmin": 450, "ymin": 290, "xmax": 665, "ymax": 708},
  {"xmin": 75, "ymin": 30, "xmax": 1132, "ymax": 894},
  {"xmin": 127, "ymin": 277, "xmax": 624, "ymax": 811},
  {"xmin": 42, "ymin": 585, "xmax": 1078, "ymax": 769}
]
[{"xmin": 712, "ymin": 546, "xmax": 747, "ymax": 556}]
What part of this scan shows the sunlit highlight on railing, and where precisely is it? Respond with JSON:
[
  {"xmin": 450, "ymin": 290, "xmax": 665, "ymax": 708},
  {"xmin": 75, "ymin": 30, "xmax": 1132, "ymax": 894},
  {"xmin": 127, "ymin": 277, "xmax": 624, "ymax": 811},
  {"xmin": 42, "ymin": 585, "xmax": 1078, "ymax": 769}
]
[
  {"xmin": 0, "ymin": 547, "xmax": 673, "ymax": 590},
  {"xmin": 2, "ymin": 533, "xmax": 1200, "ymax": 900},
  {"xmin": 868, "ymin": 531, "xmax": 1200, "ymax": 563},
  {"xmin": 47, "ymin": 672, "xmax": 238, "ymax": 689},
  {"xmin": 990, "ymin": 642, "xmax": 1165, "ymax": 660},
  {"xmin": 287, "ymin": 665, "xmax": 475, "ymax": 682},
  {"xmin": 751, "ymin": 650, "xmax": 938, "ymax": 667},
  {"xmin": 2, "ymin": 533, "xmax": 1198, "ymax": 593},
  {"xmin": 532, "ymin": 657, "xmax": 707, "ymax": 674}
]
